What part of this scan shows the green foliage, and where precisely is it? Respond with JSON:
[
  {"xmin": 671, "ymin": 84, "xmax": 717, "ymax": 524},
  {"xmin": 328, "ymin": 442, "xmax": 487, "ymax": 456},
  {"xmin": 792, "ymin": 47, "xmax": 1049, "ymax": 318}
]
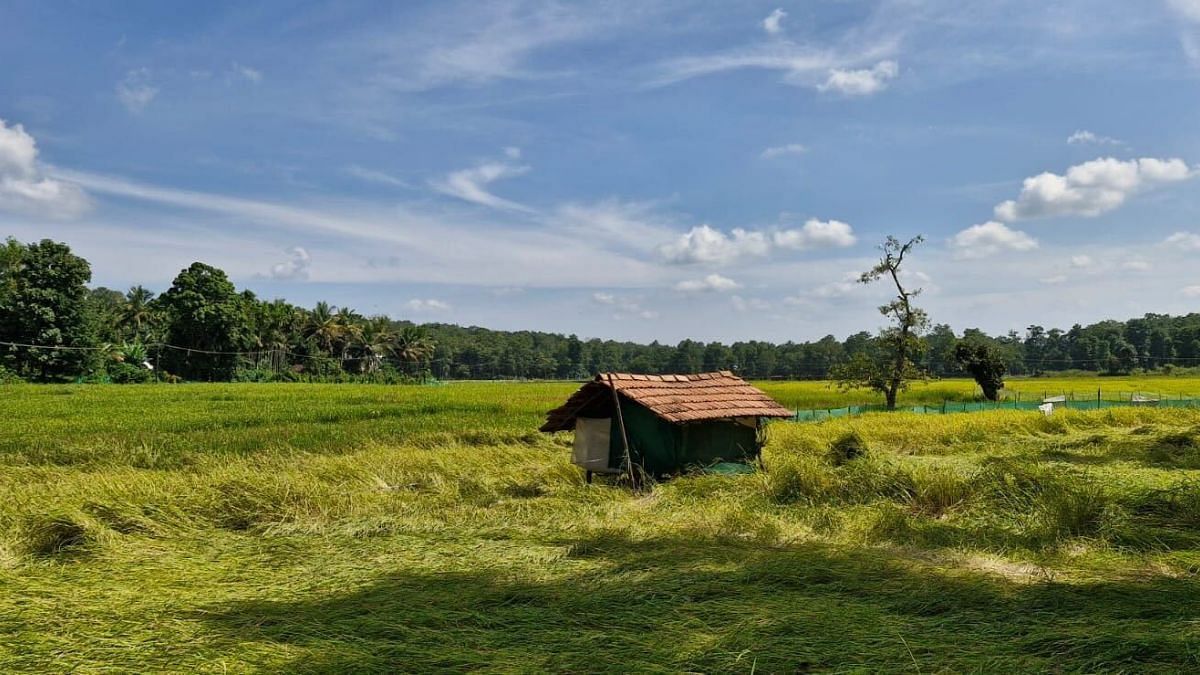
[
  {"xmin": 0, "ymin": 364, "xmax": 22, "ymax": 384},
  {"xmin": 0, "ymin": 239, "xmax": 98, "ymax": 380},
  {"xmin": 8, "ymin": 240, "xmax": 1200, "ymax": 384},
  {"xmin": 955, "ymin": 339, "xmax": 1008, "ymax": 400},
  {"xmin": 107, "ymin": 361, "xmax": 154, "ymax": 384},
  {"xmin": 157, "ymin": 262, "xmax": 249, "ymax": 380}
]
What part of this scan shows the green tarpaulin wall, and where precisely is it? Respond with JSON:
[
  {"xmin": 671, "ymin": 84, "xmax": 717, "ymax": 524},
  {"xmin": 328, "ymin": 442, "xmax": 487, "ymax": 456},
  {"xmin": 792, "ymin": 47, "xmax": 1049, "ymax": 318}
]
[
  {"xmin": 605, "ymin": 399, "xmax": 759, "ymax": 474},
  {"xmin": 792, "ymin": 397, "xmax": 1200, "ymax": 422}
]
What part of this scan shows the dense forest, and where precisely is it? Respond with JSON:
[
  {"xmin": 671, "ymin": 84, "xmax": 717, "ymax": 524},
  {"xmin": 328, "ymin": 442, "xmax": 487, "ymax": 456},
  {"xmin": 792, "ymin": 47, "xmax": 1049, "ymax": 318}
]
[{"xmin": 3, "ymin": 237, "xmax": 1200, "ymax": 383}]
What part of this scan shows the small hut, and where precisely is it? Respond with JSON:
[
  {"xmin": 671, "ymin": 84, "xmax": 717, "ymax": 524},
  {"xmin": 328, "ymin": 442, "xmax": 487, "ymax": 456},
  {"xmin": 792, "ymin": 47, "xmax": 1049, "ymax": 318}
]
[{"xmin": 540, "ymin": 371, "xmax": 793, "ymax": 478}]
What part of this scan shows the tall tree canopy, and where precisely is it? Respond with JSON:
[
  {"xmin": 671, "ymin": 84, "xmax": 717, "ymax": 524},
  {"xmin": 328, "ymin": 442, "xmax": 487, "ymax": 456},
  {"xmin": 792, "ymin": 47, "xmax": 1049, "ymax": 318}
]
[
  {"xmin": 157, "ymin": 262, "xmax": 250, "ymax": 381},
  {"xmin": 4, "ymin": 237, "xmax": 1200, "ymax": 384},
  {"xmin": 0, "ymin": 238, "xmax": 98, "ymax": 380}
]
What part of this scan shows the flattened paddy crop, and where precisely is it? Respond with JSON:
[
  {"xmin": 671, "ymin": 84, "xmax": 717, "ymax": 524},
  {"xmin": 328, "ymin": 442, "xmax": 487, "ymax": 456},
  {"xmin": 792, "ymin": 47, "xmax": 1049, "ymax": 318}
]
[{"xmin": 3, "ymin": 379, "xmax": 1200, "ymax": 672}]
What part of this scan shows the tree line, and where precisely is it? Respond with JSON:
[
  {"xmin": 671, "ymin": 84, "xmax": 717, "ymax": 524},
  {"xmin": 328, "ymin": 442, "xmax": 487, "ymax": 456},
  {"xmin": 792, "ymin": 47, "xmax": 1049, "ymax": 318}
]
[{"xmin": 3, "ymin": 236, "xmax": 1200, "ymax": 384}]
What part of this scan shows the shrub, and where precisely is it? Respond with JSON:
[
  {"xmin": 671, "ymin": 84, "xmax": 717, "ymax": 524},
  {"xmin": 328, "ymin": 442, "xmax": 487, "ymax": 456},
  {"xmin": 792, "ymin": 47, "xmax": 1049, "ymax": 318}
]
[{"xmin": 108, "ymin": 361, "xmax": 153, "ymax": 384}]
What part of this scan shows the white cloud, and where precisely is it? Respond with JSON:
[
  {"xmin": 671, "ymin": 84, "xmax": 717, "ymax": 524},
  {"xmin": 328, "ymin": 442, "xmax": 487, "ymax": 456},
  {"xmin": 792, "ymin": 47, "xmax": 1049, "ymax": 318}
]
[
  {"xmin": 267, "ymin": 246, "xmax": 311, "ymax": 280},
  {"xmin": 661, "ymin": 219, "xmax": 855, "ymax": 264},
  {"xmin": 760, "ymin": 143, "xmax": 807, "ymax": 159},
  {"xmin": 818, "ymin": 60, "xmax": 899, "ymax": 96},
  {"xmin": 504, "ymin": 146, "xmax": 522, "ymax": 159},
  {"xmin": 344, "ymin": 165, "xmax": 414, "ymax": 189},
  {"xmin": 54, "ymin": 168, "xmax": 663, "ymax": 288},
  {"xmin": 1070, "ymin": 254, "xmax": 1094, "ymax": 268},
  {"xmin": 674, "ymin": 273, "xmax": 741, "ymax": 293},
  {"xmin": 430, "ymin": 155, "xmax": 531, "ymax": 211},
  {"xmin": 773, "ymin": 219, "xmax": 857, "ymax": 250},
  {"xmin": 949, "ymin": 221, "xmax": 1038, "ymax": 259},
  {"xmin": 411, "ymin": 5, "xmax": 591, "ymax": 89},
  {"xmin": 554, "ymin": 199, "xmax": 676, "ymax": 251},
  {"xmin": 1182, "ymin": 285, "xmax": 1200, "ymax": 297},
  {"xmin": 1164, "ymin": 231, "xmax": 1200, "ymax": 251},
  {"xmin": 788, "ymin": 272, "xmax": 860, "ymax": 303},
  {"xmin": 405, "ymin": 298, "xmax": 451, "ymax": 312},
  {"xmin": 592, "ymin": 292, "xmax": 657, "ymax": 319},
  {"xmin": 1040, "ymin": 275, "xmax": 1068, "ymax": 285},
  {"xmin": 651, "ymin": 37, "xmax": 898, "ymax": 92},
  {"xmin": 1122, "ymin": 259, "xmax": 1150, "ymax": 271},
  {"xmin": 731, "ymin": 295, "xmax": 771, "ymax": 312},
  {"xmin": 116, "ymin": 68, "xmax": 158, "ymax": 113},
  {"xmin": 0, "ymin": 119, "xmax": 89, "ymax": 218},
  {"xmin": 994, "ymin": 157, "xmax": 1194, "ymax": 221},
  {"xmin": 763, "ymin": 8, "xmax": 787, "ymax": 35},
  {"xmin": 660, "ymin": 224, "xmax": 769, "ymax": 264},
  {"xmin": 232, "ymin": 62, "xmax": 263, "ymax": 83},
  {"xmin": 1168, "ymin": 0, "xmax": 1200, "ymax": 22},
  {"xmin": 1066, "ymin": 130, "xmax": 1122, "ymax": 146}
]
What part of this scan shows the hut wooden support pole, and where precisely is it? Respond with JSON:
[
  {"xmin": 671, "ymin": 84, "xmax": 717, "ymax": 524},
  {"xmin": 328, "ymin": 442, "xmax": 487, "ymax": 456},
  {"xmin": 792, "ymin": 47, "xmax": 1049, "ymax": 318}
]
[{"xmin": 607, "ymin": 373, "xmax": 638, "ymax": 487}]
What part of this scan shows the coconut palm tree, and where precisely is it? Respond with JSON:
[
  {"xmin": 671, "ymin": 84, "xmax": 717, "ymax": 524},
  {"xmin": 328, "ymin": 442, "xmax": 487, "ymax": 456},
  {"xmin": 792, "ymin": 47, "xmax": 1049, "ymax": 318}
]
[
  {"xmin": 121, "ymin": 285, "xmax": 156, "ymax": 341},
  {"xmin": 394, "ymin": 325, "xmax": 435, "ymax": 371},
  {"xmin": 356, "ymin": 316, "xmax": 396, "ymax": 373},
  {"xmin": 332, "ymin": 307, "xmax": 363, "ymax": 366},
  {"xmin": 303, "ymin": 301, "xmax": 343, "ymax": 357}
]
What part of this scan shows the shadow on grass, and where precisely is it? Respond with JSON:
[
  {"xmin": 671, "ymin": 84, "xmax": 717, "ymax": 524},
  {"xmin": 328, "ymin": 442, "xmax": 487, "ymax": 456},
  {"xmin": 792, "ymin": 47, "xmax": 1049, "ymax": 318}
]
[{"xmin": 201, "ymin": 532, "xmax": 1200, "ymax": 673}]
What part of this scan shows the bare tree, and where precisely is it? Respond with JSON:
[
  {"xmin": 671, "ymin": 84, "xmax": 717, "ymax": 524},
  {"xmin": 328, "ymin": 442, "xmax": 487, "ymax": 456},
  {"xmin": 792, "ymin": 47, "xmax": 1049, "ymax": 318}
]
[{"xmin": 832, "ymin": 235, "xmax": 928, "ymax": 410}]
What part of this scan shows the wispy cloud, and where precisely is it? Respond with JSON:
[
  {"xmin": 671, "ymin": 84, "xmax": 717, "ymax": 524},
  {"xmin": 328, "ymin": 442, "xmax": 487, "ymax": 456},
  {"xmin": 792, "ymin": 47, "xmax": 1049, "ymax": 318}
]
[
  {"xmin": 116, "ymin": 68, "xmax": 158, "ymax": 112},
  {"xmin": 344, "ymin": 165, "xmax": 415, "ymax": 189},
  {"xmin": 406, "ymin": 298, "xmax": 451, "ymax": 311},
  {"xmin": 674, "ymin": 273, "xmax": 740, "ymax": 293},
  {"xmin": 232, "ymin": 62, "xmax": 263, "ymax": 83},
  {"xmin": 1067, "ymin": 130, "xmax": 1123, "ymax": 146},
  {"xmin": 817, "ymin": 60, "xmax": 899, "ymax": 96},
  {"xmin": 1168, "ymin": 0, "xmax": 1200, "ymax": 22},
  {"xmin": 266, "ymin": 246, "xmax": 311, "ymax": 280},
  {"xmin": 763, "ymin": 8, "xmax": 787, "ymax": 36},
  {"xmin": 1164, "ymin": 231, "xmax": 1200, "ymax": 251},
  {"xmin": 650, "ymin": 28, "xmax": 899, "ymax": 94},
  {"xmin": 430, "ymin": 154, "xmax": 532, "ymax": 212},
  {"xmin": 46, "ymin": 166, "xmax": 666, "ymax": 288},
  {"xmin": 760, "ymin": 143, "xmax": 807, "ymax": 159},
  {"xmin": 592, "ymin": 291, "xmax": 658, "ymax": 319}
]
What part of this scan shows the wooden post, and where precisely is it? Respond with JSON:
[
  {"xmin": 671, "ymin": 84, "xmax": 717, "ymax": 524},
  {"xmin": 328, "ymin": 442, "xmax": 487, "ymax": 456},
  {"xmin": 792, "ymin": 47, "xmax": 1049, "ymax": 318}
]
[
  {"xmin": 606, "ymin": 374, "xmax": 637, "ymax": 487},
  {"xmin": 1097, "ymin": 387, "xmax": 1101, "ymax": 409}
]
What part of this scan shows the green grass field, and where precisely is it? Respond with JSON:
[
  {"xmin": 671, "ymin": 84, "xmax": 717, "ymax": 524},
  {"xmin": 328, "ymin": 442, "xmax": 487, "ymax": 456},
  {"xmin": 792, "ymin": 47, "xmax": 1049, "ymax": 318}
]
[{"xmin": 3, "ymin": 377, "xmax": 1200, "ymax": 672}]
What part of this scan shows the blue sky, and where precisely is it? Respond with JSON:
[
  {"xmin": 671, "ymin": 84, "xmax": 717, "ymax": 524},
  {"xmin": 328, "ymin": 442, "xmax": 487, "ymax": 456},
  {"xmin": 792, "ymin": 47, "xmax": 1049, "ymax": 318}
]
[{"xmin": 2, "ymin": 0, "xmax": 1200, "ymax": 343}]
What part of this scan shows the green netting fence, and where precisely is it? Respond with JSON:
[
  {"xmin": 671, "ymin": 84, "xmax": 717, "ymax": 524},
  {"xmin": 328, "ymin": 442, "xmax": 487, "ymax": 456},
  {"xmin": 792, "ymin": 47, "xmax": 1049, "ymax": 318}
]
[{"xmin": 792, "ymin": 394, "xmax": 1200, "ymax": 422}]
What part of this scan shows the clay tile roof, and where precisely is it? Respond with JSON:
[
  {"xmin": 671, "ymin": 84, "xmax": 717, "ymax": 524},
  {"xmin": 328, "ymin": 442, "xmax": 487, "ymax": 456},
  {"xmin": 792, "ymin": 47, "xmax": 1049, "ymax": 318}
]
[{"xmin": 539, "ymin": 371, "xmax": 793, "ymax": 432}]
